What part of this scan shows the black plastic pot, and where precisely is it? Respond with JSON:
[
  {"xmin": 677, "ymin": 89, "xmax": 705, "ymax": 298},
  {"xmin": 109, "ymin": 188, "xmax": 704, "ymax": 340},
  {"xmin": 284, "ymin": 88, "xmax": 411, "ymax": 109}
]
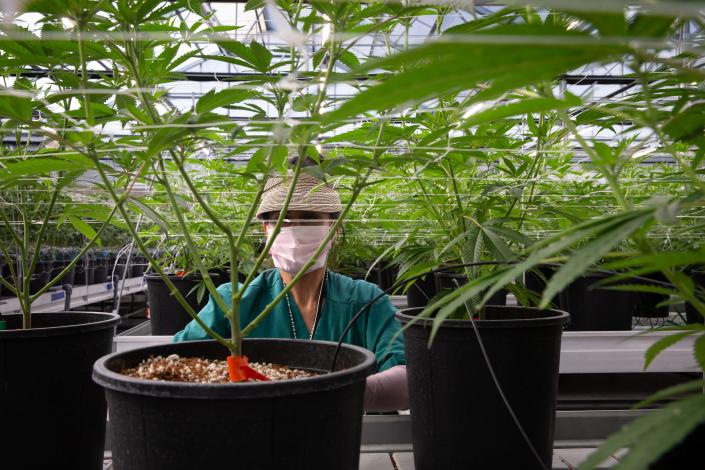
[
  {"xmin": 50, "ymin": 264, "xmax": 75, "ymax": 286},
  {"xmin": 435, "ymin": 271, "xmax": 508, "ymax": 306},
  {"xmin": 93, "ymin": 338, "xmax": 376, "ymax": 470},
  {"xmin": 397, "ymin": 306, "xmax": 568, "ymax": 470},
  {"xmin": 93, "ymin": 264, "xmax": 108, "ymax": 284},
  {"xmin": 130, "ymin": 262, "xmax": 145, "ymax": 277},
  {"xmin": 526, "ymin": 267, "xmax": 635, "ymax": 331},
  {"xmin": 633, "ymin": 272, "xmax": 670, "ymax": 318},
  {"xmin": 685, "ymin": 271, "xmax": 705, "ymax": 324},
  {"xmin": 561, "ymin": 273, "xmax": 636, "ymax": 331},
  {"xmin": 406, "ymin": 274, "xmax": 438, "ymax": 309},
  {"xmin": 28, "ymin": 270, "xmax": 51, "ymax": 295},
  {"xmin": 0, "ymin": 261, "xmax": 5, "ymax": 297},
  {"xmin": 0, "ymin": 312, "xmax": 120, "ymax": 469},
  {"xmin": 524, "ymin": 264, "xmax": 564, "ymax": 308},
  {"xmin": 75, "ymin": 266, "xmax": 96, "ymax": 285},
  {"xmin": 146, "ymin": 273, "xmax": 229, "ymax": 335},
  {"xmin": 649, "ymin": 422, "xmax": 705, "ymax": 469},
  {"xmin": 375, "ymin": 263, "xmax": 398, "ymax": 291},
  {"xmin": 75, "ymin": 253, "xmax": 97, "ymax": 285}
]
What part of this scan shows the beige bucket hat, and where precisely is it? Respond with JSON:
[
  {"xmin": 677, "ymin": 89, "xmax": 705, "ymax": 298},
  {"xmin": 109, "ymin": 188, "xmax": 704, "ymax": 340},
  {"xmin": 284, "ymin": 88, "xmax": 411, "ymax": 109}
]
[{"xmin": 256, "ymin": 171, "xmax": 342, "ymax": 219}]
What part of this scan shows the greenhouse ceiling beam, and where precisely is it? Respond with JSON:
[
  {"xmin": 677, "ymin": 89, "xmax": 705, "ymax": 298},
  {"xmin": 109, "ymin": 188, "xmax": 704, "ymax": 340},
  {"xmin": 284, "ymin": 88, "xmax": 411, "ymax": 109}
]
[{"xmin": 14, "ymin": 69, "xmax": 637, "ymax": 85}]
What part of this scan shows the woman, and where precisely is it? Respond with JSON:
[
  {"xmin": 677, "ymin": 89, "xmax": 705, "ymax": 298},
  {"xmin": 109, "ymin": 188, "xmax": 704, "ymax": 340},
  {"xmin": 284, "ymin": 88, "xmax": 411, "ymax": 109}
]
[{"xmin": 174, "ymin": 172, "xmax": 408, "ymax": 412}]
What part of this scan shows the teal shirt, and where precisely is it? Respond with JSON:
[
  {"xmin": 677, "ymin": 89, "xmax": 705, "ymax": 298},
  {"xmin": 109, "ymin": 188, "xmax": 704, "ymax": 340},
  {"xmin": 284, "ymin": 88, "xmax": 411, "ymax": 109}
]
[{"xmin": 173, "ymin": 269, "xmax": 405, "ymax": 372}]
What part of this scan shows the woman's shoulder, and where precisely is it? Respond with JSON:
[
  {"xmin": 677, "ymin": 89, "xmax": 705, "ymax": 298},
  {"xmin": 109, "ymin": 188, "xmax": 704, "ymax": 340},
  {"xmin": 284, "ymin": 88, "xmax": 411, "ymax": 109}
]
[{"xmin": 327, "ymin": 271, "xmax": 385, "ymax": 304}]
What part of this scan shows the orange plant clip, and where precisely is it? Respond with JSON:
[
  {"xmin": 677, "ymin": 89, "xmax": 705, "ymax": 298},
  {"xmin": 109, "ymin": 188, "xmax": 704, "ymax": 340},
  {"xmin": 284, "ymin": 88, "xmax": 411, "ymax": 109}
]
[{"xmin": 227, "ymin": 355, "xmax": 270, "ymax": 382}]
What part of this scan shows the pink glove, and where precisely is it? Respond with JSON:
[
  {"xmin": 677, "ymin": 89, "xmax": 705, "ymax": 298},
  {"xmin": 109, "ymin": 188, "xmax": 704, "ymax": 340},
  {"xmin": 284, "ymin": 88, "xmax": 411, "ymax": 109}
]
[{"xmin": 363, "ymin": 365, "xmax": 409, "ymax": 412}]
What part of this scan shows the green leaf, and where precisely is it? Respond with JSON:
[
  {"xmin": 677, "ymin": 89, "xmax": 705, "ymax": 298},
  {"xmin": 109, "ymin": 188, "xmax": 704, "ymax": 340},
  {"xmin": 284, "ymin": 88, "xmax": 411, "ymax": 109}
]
[
  {"xmin": 644, "ymin": 330, "xmax": 699, "ymax": 370},
  {"xmin": 601, "ymin": 250, "xmax": 705, "ymax": 272},
  {"xmin": 129, "ymin": 198, "xmax": 169, "ymax": 233},
  {"xmin": 663, "ymin": 103, "xmax": 705, "ymax": 143},
  {"xmin": 146, "ymin": 114, "xmax": 194, "ymax": 157},
  {"xmin": 597, "ymin": 283, "xmax": 674, "ymax": 296},
  {"xmin": 694, "ymin": 334, "xmax": 705, "ymax": 371},
  {"xmin": 249, "ymin": 41, "xmax": 273, "ymax": 72},
  {"xmin": 246, "ymin": 147, "xmax": 268, "ymax": 172},
  {"xmin": 628, "ymin": 14, "xmax": 677, "ymax": 38},
  {"xmin": 578, "ymin": 394, "xmax": 705, "ymax": 470},
  {"xmin": 325, "ymin": 24, "xmax": 621, "ymax": 123},
  {"xmin": 472, "ymin": 209, "xmax": 653, "ymax": 310},
  {"xmin": 443, "ymin": 7, "xmax": 521, "ymax": 34},
  {"xmin": 481, "ymin": 226, "xmax": 515, "ymax": 261},
  {"xmin": 540, "ymin": 211, "xmax": 653, "ymax": 308},
  {"xmin": 462, "ymin": 93, "xmax": 581, "ymax": 128},
  {"xmin": 566, "ymin": 10, "xmax": 627, "ymax": 36},
  {"xmin": 244, "ymin": 0, "xmax": 264, "ymax": 11},
  {"xmin": 338, "ymin": 50, "xmax": 360, "ymax": 69},
  {"xmin": 0, "ymin": 154, "xmax": 94, "ymax": 183},
  {"xmin": 0, "ymin": 91, "xmax": 32, "ymax": 121},
  {"xmin": 67, "ymin": 216, "xmax": 99, "ymax": 244},
  {"xmin": 196, "ymin": 88, "xmax": 256, "ymax": 114}
]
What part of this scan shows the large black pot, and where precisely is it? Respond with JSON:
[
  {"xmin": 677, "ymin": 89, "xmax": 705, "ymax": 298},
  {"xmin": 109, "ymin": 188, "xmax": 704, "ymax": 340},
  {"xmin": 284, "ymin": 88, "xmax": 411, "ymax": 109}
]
[
  {"xmin": 561, "ymin": 273, "xmax": 636, "ymax": 330},
  {"xmin": 397, "ymin": 306, "xmax": 569, "ymax": 470},
  {"xmin": 146, "ymin": 273, "xmax": 229, "ymax": 335},
  {"xmin": 526, "ymin": 267, "xmax": 634, "ymax": 331},
  {"xmin": 631, "ymin": 272, "xmax": 670, "ymax": 318},
  {"xmin": 0, "ymin": 312, "xmax": 120, "ymax": 469},
  {"xmin": 406, "ymin": 274, "xmax": 437, "ymax": 309},
  {"xmin": 435, "ymin": 271, "xmax": 508, "ymax": 306},
  {"xmin": 0, "ymin": 261, "xmax": 5, "ymax": 297},
  {"xmin": 524, "ymin": 264, "xmax": 564, "ymax": 308},
  {"xmin": 93, "ymin": 339, "xmax": 376, "ymax": 470},
  {"xmin": 685, "ymin": 271, "xmax": 705, "ymax": 324},
  {"xmin": 649, "ymin": 421, "xmax": 705, "ymax": 469},
  {"xmin": 375, "ymin": 263, "xmax": 398, "ymax": 291}
]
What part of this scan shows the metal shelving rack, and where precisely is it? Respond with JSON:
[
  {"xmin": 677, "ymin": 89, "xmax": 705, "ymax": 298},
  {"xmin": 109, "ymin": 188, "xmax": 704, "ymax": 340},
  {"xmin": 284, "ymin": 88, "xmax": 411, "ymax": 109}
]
[{"xmin": 0, "ymin": 276, "xmax": 146, "ymax": 315}]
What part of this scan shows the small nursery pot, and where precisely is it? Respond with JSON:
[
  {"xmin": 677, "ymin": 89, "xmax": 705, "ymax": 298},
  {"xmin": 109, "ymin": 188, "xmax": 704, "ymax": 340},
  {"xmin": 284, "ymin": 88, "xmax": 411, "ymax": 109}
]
[
  {"xmin": 0, "ymin": 312, "xmax": 120, "ymax": 469},
  {"xmin": 93, "ymin": 264, "xmax": 108, "ymax": 284},
  {"xmin": 74, "ymin": 266, "xmax": 96, "ymax": 285},
  {"xmin": 397, "ymin": 306, "xmax": 568, "ymax": 470},
  {"xmin": 93, "ymin": 339, "xmax": 376, "ymax": 470},
  {"xmin": 145, "ymin": 272, "xmax": 229, "ymax": 335}
]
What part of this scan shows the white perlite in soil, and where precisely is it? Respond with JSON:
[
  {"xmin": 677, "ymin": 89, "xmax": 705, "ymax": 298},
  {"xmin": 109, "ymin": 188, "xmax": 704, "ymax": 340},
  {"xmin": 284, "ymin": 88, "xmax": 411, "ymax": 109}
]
[{"xmin": 120, "ymin": 354, "xmax": 319, "ymax": 383}]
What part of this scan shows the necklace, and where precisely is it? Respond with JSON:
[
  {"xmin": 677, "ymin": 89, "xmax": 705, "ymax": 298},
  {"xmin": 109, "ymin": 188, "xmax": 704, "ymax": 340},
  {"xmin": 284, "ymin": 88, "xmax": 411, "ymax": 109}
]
[{"xmin": 283, "ymin": 270, "xmax": 328, "ymax": 340}]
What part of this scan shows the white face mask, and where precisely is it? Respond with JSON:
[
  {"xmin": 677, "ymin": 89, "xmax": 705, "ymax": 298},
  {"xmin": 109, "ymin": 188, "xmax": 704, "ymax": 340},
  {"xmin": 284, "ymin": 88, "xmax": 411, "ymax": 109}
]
[{"xmin": 266, "ymin": 225, "xmax": 332, "ymax": 275}]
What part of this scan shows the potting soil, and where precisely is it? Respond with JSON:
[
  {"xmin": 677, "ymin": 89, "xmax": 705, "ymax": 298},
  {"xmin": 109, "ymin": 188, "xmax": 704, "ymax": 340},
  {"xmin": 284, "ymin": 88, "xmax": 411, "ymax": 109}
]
[{"xmin": 120, "ymin": 354, "xmax": 318, "ymax": 383}]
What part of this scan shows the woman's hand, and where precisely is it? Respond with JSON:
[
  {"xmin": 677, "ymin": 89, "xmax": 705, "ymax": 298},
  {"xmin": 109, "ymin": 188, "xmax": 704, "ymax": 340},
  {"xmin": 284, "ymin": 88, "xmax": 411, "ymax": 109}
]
[{"xmin": 363, "ymin": 365, "xmax": 409, "ymax": 412}]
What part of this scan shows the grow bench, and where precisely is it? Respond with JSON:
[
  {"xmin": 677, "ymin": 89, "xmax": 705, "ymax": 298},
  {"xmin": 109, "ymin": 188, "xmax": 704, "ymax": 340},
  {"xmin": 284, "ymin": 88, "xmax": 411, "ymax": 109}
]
[{"xmin": 0, "ymin": 276, "xmax": 146, "ymax": 314}]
